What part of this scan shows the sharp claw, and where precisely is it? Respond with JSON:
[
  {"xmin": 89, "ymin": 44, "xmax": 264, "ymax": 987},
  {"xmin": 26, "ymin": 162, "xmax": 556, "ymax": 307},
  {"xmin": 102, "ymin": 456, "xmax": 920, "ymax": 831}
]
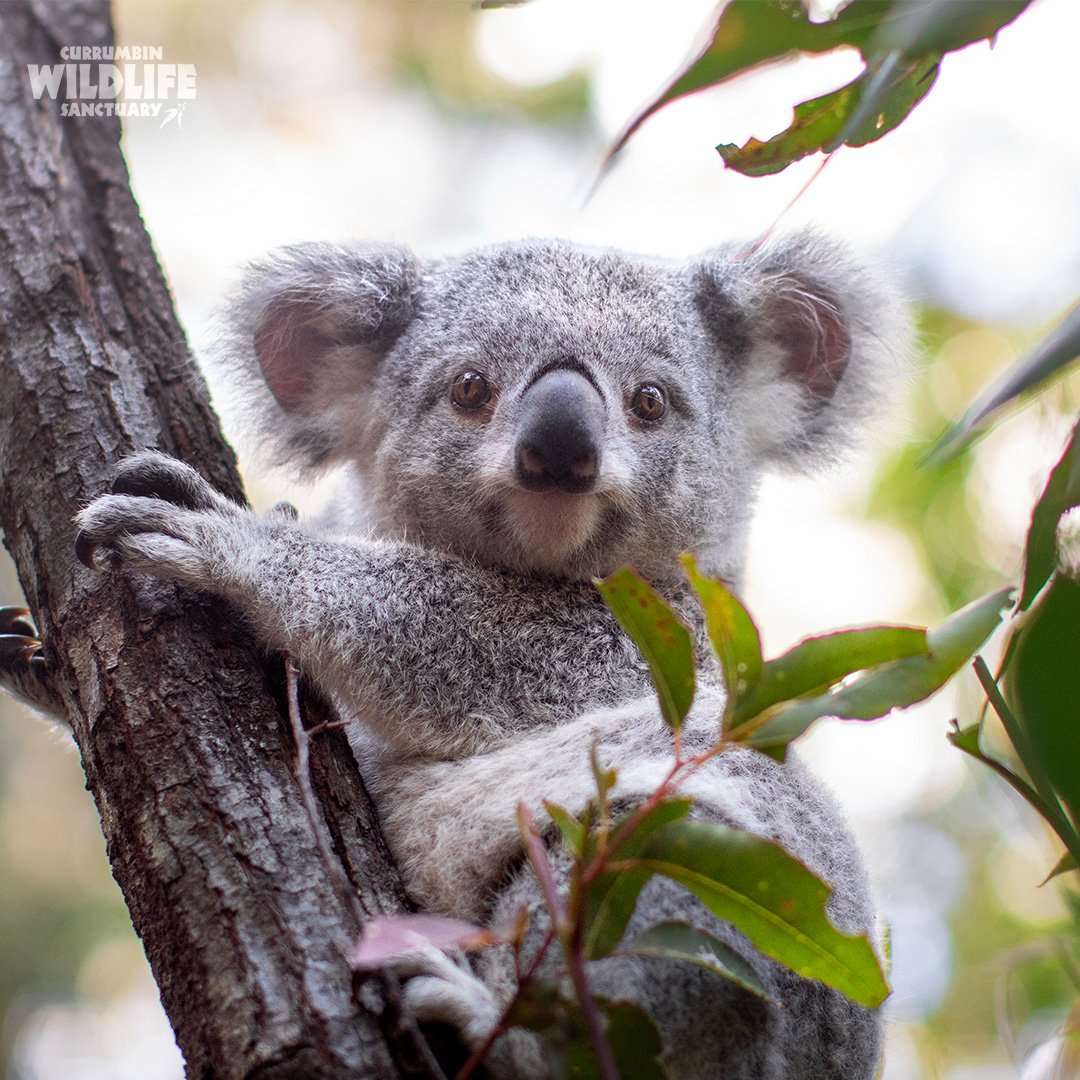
[
  {"xmin": 0, "ymin": 634, "xmax": 42, "ymax": 659},
  {"xmin": 0, "ymin": 608, "xmax": 36, "ymax": 637},
  {"xmin": 74, "ymin": 529, "xmax": 99, "ymax": 570}
]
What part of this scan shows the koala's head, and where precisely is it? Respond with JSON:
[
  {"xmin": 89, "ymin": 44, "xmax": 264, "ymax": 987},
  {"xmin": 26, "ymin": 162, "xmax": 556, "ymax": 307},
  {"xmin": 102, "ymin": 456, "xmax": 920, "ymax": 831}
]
[{"xmin": 224, "ymin": 236, "xmax": 905, "ymax": 583}]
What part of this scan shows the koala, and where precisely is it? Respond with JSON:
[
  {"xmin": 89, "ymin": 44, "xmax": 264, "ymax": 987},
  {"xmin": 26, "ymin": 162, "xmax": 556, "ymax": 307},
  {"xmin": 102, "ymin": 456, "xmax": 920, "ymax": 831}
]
[{"xmin": 9, "ymin": 234, "xmax": 906, "ymax": 1079}]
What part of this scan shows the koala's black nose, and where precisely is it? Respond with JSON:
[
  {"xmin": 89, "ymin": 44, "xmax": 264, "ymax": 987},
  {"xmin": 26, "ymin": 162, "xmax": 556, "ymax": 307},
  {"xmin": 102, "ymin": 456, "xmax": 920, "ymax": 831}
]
[{"xmin": 514, "ymin": 369, "xmax": 603, "ymax": 494}]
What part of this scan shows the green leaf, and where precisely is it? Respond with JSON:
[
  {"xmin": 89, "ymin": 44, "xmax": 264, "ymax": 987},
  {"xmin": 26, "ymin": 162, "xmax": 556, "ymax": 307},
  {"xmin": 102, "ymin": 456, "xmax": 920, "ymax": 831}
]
[
  {"xmin": 1020, "ymin": 421, "xmax": 1080, "ymax": 609},
  {"xmin": 624, "ymin": 921, "xmax": 772, "ymax": 1001},
  {"xmin": 545, "ymin": 801, "xmax": 586, "ymax": 857},
  {"xmin": 602, "ymin": 1000, "xmax": 668, "ymax": 1080},
  {"xmin": 869, "ymin": 0, "xmax": 1031, "ymax": 58},
  {"xmin": 1005, "ymin": 574, "xmax": 1080, "ymax": 833},
  {"xmin": 584, "ymin": 798, "xmax": 692, "ymax": 960},
  {"xmin": 747, "ymin": 589, "xmax": 1011, "ymax": 759},
  {"xmin": 638, "ymin": 821, "xmax": 888, "ymax": 1008},
  {"xmin": 607, "ymin": 0, "xmax": 1028, "ymax": 172},
  {"xmin": 935, "ymin": 300, "xmax": 1080, "ymax": 458},
  {"xmin": 680, "ymin": 555, "xmax": 762, "ymax": 725},
  {"xmin": 609, "ymin": 0, "xmax": 891, "ymax": 160},
  {"xmin": 513, "ymin": 988, "xmax": 669, "ymax": 1080},
  {"xmin": 718, "ymin": 54, "xmax": 938, "ymax": 177},
  {"xmin": 1041, "ymin": 852, "xmax": 1077, "ymax": 886},
  {"xmin": 734, "ymin": 624, "xmax": 927, "ymax": 727},
  {"xmin": 596, "ymin": 567, "xmax": 696, "ymax": 734}
]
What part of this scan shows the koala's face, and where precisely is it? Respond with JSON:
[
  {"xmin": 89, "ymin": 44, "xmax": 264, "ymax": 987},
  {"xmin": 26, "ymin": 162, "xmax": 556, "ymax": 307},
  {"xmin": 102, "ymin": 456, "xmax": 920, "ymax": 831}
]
[
  {"xmin": 235, "ymin": 236, "xmax": 898, "ymax": 582},
  {"xmin": 360, "ymin": 248, "xmax": 748, "ymax": 581}
]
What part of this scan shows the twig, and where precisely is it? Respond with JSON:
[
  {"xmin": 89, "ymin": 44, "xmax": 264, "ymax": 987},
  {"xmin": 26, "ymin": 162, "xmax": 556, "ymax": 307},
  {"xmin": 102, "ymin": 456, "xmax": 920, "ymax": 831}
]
[
  {"xmin": 519, "ymin": 804, "xmax": 621, "ymax": 1080},
  {"xmin": 285, "ymin": 659, "xmax": 366, "ymax": 936},
  {"xmin": 455, "ymin": 926, "xmax": 556, "ymax": 1080}
]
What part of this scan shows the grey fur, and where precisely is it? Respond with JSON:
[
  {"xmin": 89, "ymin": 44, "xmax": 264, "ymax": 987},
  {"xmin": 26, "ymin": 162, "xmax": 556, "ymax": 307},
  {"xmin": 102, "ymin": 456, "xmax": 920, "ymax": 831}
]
[{"xmin": 73, "ymin": 234, "xmax": 908, "ymax": 1079}]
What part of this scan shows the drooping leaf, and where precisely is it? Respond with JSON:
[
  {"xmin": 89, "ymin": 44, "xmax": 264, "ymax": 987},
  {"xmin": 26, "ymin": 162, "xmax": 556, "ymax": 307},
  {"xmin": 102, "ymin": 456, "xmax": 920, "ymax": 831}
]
[
  {"xmin": 608, "ymin": 0, "xmax": 891, "ymax": 160},
  {"xmin": 638, "ymin": 820, "xmax": 888, "ymax": 1008},
  {"xmin": 745, "ymin": 589, "xmax": 1011, "ymax": 759},
  {"xmin": 584, "ymin": 798, "xmax": 692, "ymax": 960},
  {"xmin": 680, "ymin": 555, "xmax": 762, "ymax": 724},
  {"xmin": 733, "ymin": 624, "xmax": 927, "ymax": 727},
  {"xmin": 719, "ymin": 54, "xmax": 938, "ymax": 177},
  {"xmin": 1005, "ymin": 574, "xmax": 1080, "ymax": 833},
  {"xmin": 624, "ymin": 921, "xmax": 772, "ymax": 1000},
  {"xmin": 607, "ymin": 0, "xmax": 1028, "ymax": 172},
  {"xmin": 596, "ymin": 567, "xmax": 695, "ymax": 734},
  {"xmin": 1020, "ymin": 421, "xmax": 1080, "ymax": 609},
  {"xmin": 935, "ymin": 300, "xmax": 1080, "ymax": 457}
]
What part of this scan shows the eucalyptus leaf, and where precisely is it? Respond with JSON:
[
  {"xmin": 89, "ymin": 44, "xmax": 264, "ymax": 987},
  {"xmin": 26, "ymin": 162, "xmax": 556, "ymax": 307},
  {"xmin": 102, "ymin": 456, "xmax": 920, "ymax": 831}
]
[
  {"xmin": 1041, "ymin": 852, "xmax": 1078, "ymax": 886},
  {"xmin": 936, "ymin": 301, "xmax": 1080, "ymax": 458},
  {"xmin": 1005, "ymin": 574, "xmax": 1080, "ymax": 833},
  {"xmin": 607, "ymin": 0, "xmax": 1027, "ymax": 172},
  {"xmin": 720, "ymin": 55, "xmax": 938, "ymax": 177},
  {"xmin": 584, "ymin": 798, "xmax": 692, "ymax": 960},
  {"xmin": 596, "ymin": 567, "xmax": 695, "ymax": 734},
  {"xmin": 746, "ymin": 589, "xmax": 1011, "ymax": 759},
  {"xmin": 638, "ymin": 820, "xmax": 888, "ymax": 1008},
  {"xmin": 734, "ymin": 624, "xmax": 927, "ymax": 727},
  {"xmin": 602, "ymin": 1000, "xmax": 668, "ymax": 1080},
  {"xmin": 545, "ymin": 800, "xmax": 586, "ymax": 857},
  {"xmin": 681, "ymin": 555, "xmax": 762, "ymax": 720},
  {"xmin": 625, "ymin": 921, "xmax": 771, "ymax": 1000}
]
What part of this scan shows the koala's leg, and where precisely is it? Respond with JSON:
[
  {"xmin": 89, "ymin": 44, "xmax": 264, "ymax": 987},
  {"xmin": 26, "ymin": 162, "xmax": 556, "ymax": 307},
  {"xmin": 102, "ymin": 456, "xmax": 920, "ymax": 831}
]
[{"xmin": 75, "ymin": 451, "xmax": 652, "ymax": 759}]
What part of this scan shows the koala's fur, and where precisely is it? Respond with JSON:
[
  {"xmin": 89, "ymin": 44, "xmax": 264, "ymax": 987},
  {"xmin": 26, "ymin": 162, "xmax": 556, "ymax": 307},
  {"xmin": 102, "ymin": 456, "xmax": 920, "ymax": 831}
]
[{"xmin": 66, "ymin": 234, "xmax": 906, "ymax": 1079}]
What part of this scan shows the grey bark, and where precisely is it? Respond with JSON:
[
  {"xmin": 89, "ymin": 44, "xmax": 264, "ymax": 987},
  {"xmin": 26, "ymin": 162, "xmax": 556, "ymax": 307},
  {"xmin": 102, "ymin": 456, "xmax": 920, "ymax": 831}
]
[{"xmin": 0, "ymin": 3, "xmax": 417, "ymax": 1076}]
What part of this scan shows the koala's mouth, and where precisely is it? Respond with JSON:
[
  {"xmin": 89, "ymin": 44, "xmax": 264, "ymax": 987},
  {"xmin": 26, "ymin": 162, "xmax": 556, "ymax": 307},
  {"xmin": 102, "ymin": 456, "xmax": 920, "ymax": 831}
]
[{"xmin": 500, "ymin": 487, "xmax": 603, "ymax": 570}]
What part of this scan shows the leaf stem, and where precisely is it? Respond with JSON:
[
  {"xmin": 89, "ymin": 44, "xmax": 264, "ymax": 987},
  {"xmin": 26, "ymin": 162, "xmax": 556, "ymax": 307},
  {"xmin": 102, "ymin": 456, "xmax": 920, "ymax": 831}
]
[{"xmin": 519, "ymin": 804, "xmax": 620, "ymax": 1080}]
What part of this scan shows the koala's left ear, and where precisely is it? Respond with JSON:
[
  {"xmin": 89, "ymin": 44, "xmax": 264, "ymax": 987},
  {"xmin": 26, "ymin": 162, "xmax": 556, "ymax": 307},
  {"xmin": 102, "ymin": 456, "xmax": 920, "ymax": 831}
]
[
  {"xmin": 694, "ymin": 233, "xmax": 907, "ymax": 469},
  {"xmin": 218, "ymin": 243, "xmax": 423, "ymax": 470}
]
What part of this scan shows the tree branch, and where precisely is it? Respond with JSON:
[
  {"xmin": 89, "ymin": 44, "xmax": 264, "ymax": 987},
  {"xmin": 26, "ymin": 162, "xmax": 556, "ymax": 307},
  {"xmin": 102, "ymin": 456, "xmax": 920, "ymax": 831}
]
[{"xmin": 0, "ymin": 3, "xmax": 412, "ymax": 1076}]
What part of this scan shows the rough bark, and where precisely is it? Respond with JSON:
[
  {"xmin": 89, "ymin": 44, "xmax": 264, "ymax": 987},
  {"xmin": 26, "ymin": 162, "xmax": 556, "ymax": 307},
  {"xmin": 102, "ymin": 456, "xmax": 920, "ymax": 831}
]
[{"xmin": 0, "ymin": 3, "xmax": 416, "ymax": 1076}]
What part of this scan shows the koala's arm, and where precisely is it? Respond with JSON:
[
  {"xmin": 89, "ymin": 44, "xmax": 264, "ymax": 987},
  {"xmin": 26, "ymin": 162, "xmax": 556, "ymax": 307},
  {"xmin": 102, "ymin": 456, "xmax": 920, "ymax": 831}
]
[{"xmin": 75, "ymin": 452, "xmax": 651, "ymax": 758}]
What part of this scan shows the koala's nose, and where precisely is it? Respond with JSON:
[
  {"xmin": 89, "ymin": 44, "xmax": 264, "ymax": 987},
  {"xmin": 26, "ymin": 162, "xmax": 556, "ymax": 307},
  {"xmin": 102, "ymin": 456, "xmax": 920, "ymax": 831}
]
[{"xmin": 514, "ymin": 369, "xmax": 603, "ymax": 494}]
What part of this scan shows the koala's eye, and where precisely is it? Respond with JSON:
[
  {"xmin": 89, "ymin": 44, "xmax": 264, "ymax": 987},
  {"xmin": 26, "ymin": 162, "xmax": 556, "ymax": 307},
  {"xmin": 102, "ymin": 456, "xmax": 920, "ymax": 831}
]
[
  {"xmin": 451, "ymin": 371, "xmax": 492, "ymax": 410},
  {"xmin": 629, "ymin": 384, "xmax": 666, "ymax": 423}
]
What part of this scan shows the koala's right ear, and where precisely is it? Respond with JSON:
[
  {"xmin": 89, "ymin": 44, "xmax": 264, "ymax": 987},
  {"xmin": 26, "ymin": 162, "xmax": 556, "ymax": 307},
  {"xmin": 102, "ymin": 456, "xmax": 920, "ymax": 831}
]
[{"xmin": 223, "ymin": 243, "xmax": 422, "ymax": 469}]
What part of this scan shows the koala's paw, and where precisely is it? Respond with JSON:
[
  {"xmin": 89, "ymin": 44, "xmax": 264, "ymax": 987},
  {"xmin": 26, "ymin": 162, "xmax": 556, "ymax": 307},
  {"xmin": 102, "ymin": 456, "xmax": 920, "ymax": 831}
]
[
  {"xmin": 0, "ymin": 608, "xmax": 64, "ymax": 718},
  {"xmin": 74, "ymin": 455, "xmax": 246, "ymax": 587},
  {"xmin": 107, "ymin": 451, "xmax": 238, "ymax": 514},
  {"xmin": 391, "ymin": 947, "xmax": 501, "ymax": 1050}
]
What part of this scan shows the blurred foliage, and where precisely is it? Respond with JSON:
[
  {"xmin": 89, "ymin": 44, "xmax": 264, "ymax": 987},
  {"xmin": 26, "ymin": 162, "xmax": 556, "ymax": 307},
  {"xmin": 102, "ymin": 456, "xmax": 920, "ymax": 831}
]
[{"xmin": 114, "ymin": 0, "xmax": 592, "ymax": 129}]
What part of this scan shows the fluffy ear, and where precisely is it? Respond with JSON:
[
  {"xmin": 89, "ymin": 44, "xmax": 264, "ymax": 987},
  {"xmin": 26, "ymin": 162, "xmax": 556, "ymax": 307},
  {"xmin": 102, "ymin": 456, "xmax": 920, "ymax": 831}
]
[
  {"xmin": 694, "ymin": 233, "xmax": 908, "ymax": 469},
  {"xmin": 220, "ymin": 243, "xmax": 422, "ymax": 470}
]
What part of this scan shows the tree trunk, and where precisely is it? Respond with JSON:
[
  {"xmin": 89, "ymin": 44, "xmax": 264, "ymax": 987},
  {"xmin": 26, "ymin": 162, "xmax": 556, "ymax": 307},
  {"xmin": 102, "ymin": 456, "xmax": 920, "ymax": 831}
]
[{"xmin": 0, "ymin": 3, "xmax": 417, "ymax": 1076}]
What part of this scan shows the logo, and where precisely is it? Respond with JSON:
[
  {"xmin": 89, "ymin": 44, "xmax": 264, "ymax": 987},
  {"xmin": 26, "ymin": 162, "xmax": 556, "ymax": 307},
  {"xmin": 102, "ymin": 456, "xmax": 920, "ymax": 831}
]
[{"xmin": 27, "ymin": 46, "xmax": 196, "ymax": 122}]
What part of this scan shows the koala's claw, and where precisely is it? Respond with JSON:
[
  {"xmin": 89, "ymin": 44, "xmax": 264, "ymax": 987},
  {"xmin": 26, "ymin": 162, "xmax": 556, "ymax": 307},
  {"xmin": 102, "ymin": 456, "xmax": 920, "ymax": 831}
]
[
  {"xmin": 75, "ymin": 529, "xmax": 100, "ymax": 570},
  {"xmin": 0, "ymin": 607, "xmax": 38, "ymax": 638},
  {"xmin": 0, "ymin": 607, "xmax": 63, "ymax": 718},
  {"xmin": 109, "ymin": 451, "xmax": 231, "ymax": 512}
]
